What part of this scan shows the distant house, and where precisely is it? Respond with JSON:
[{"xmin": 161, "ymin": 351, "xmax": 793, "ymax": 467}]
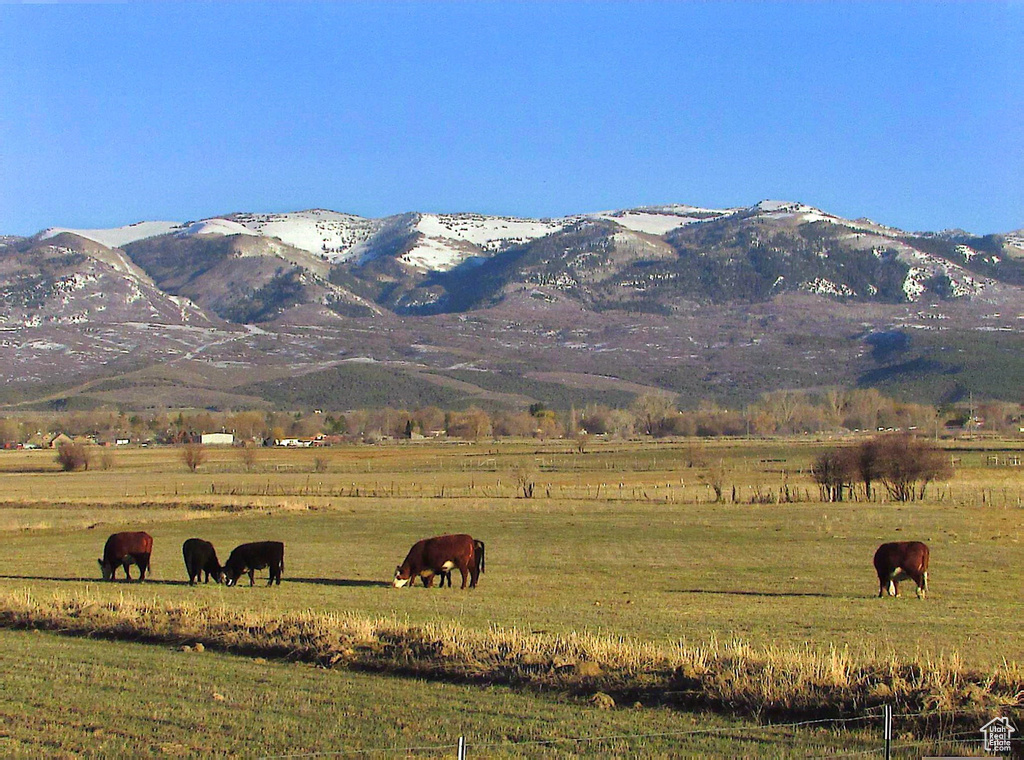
[
  {"xmin": 200, "ymin": 433, "xmax": 234, "ymax": 446},
  {"xmin": 48, "ymin": 433, "xmax": 73, "ymax": 449},
  {"xmin": 276, "ymin": 438, "xmax": 313, "ymax": 447}
]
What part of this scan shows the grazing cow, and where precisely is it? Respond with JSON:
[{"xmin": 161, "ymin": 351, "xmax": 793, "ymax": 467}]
[
  {"xmin": 98, "ymin": 531, "xmax": 153, "ymax": 582},
  {"xmin": 429, "ymin": 539, "xmax": 485, "ymax": 588},
  {"xmin": 182, "ymin": 538, "xmax": 224, "ymax": 586},
  {"xmin": 223, "ymin": 541, "xmax": 284, "ymax": 587},
  {"xmin": 394, "ymin": 534, "xmax": 482, "ymax": 589},
  {"xmin": 874, "ymin": 541, "xmax": 929, "ymax": 598}
]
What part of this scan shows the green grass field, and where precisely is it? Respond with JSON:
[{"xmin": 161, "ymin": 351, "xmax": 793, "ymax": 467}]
[
  {"xmin": 2, "ymin": 628, "xmax": 937, "ymax": 759},
  {"xmin": 0, "ymin": 439, "xmax": 1021, "ymax": 756}
]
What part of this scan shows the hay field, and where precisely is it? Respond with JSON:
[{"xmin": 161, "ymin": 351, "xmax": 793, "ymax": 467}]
[{"xmin": 0, "ymin": 438, "xmax": 1021, "ymax": 756}]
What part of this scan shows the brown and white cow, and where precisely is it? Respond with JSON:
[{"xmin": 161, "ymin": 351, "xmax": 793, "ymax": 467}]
[
  {"xmin": 873, "ymin": 541, "xmax": 929, "ymax": 598},
  {"xmin": 394, "ymin": 534, "xmax": 482, "ymax": 589},
  {"xmin": 98, "ymin": 531, "xmax": 153, "ymax": 582},
  {"xmin": 423, "ymin": 538, "xmax": 485, "ymax": 588}
]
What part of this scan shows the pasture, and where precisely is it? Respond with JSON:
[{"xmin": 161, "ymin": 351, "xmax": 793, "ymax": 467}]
[{"xmin": 1, "ymin": 438, "xmax": 1022, "ymax": 756}]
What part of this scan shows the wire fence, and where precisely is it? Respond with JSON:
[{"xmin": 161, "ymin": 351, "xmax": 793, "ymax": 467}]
[{"xmin": 260, "ymin": 707, "xmax": 1022, "ymax": 759}]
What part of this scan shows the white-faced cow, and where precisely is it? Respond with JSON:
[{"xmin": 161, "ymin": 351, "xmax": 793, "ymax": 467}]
[
  {"xmin": 874, "ymin": 541, "xmax": 929, "ymax": 598},
  {"xmin": 425, "ymin": 538, "xmax": 485, "ymax": 588},
  {"xmin": 182, "ymin": 538, "xmax": 224, "ymax": 586},
  {"xmin": 223, "ymin": 541, "xmax": 284, "ymax": 587},
  {"xmin": 98, "ymin": 531, "xmax": 153, "ymax": 582},
  {"xmin": 394, "ymin": 534, "xmax": 483, "ymax": 589}
]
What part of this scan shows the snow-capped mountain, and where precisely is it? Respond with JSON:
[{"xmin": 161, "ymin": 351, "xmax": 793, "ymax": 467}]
[
  {"xmin": 28, "ymin": 200, "xmax": 1023, "ymax": 323},
  {"xmin": 41, "ymin": 204, "xmax": 736, "ymax": 267},
  {"xmin": 6, "ymin": 200, "xmax": 1022, "ymax": 408}
]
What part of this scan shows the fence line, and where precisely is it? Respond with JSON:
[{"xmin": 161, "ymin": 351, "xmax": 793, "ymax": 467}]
[
  {"xmin": 261, "ymin": 711, "xmax": 892, "ymax": 759},
  {"xmin": 259, "ymin": 708, "xmax": 1020, "ymax": 759}
]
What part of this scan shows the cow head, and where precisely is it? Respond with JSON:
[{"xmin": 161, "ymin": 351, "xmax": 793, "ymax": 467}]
[
  {"xmin": 392, "ymin": 566, "xmax": 411, "ymax": 588},
  {"xmin": 98, "ymin": 559, "xmax": 113, "ymax": 581},
  {"xmin": 223, "ymin": 568, "xmax": 240, "ymax": 587},
  {"xmin": 215, "ymin": 569, "xmax": 227, "ymax": 584}
]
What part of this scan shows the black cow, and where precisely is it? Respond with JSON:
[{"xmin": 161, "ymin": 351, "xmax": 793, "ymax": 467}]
[
  {"xmin": 182, "ymin": 538, "xmax": 224, "ymax": 586},
  {"xmin": 223, "ymin": 541, "xmax": 284, "ymax": 587},
  {"xmin": 98, "ymin": 532, "xmax": 153, "ymax": 582}
]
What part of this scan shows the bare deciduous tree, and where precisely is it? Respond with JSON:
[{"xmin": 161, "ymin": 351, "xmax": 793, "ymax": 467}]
[
  {"xmin": 513, "ymin": 465, "xmax": 536, "ymax": 498},
  {"xmin": 630, "ymin": 394, "xmax": 677, "ymax": 436},
  {"xmin": 699, "ymin": 458, "xmax": 728, "ymax": 503},
  {"xmin": 238, "ymin": 444, "xmax": 258, "ymax": 472},
  {"xmin": 875, "ymin": 434, "xmax": 953, "ymax": 501},
  {"xmin": 182, "ymin": 442, "xmax": 206, "ymax": 473},
  {"xmin": 811, "ymin": 449, "xmax": 854, "ymax": 502},
  {"xmin": 815, "ymin": 435, "xmax": 954, "ymax": 503}
]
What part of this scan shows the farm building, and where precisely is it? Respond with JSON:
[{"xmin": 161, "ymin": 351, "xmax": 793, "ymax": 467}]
[{"xmin": 200, "ymin": 433, "xmax": 234, "ymax": 446}]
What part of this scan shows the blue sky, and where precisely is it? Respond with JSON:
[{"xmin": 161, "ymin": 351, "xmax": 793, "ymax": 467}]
[{"xmin": 1, "ymin": 2, "xmax": 1021, "ymax": 236}]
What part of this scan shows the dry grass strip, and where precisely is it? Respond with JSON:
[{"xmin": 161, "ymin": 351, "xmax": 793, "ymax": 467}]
[{"xmin": 0, "ymin": 590, "xmax": 1020, "ymax": 732}]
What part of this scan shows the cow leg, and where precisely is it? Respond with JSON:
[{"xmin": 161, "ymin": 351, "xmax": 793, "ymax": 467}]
[
  {"xmin": 458, "ymin": 561, "xmax": 470, "ymax": 589},
  {"xmin": 248, "ymin": 569, "xmax": 255, "ymax": 586},
  {"xmin": 123, "ymin": 562, "xmax": 132, "ymax": 582},
  {"xmin": 890, "ymin": 568, "xmax": 910, "ymax": 597},
  {"xmin": 138, "ymin": 553, "xmax": 149, "ymax": 581},
  {"xmin": 910, "ymin": 570, "xmax": 927, "ymax": 599}
]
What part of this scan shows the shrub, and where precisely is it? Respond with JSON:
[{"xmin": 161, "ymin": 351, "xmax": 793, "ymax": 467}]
[{"xmin": 55, "ymin": 442, "xmax": 91, "ymax": 472}]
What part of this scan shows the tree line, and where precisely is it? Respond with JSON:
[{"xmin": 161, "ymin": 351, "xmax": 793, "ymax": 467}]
[{"xmin": 1, "ymin": 387, "xmax": 1019, "ymax": 447}]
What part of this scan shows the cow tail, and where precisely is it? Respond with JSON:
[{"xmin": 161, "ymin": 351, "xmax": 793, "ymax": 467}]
[{"xmin": 477, "ymin": 540, "xmax": 485, "ymax": 573}]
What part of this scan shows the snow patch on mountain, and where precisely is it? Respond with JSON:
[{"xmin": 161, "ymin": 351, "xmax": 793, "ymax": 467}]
[
  {"xmin": 753, "ymin": 200, "xmax": 847, "ymax": 226},
  {"xmin": 589, "ymin": 205, "xmax": 733, "ymax": 235},
  {"xmin": 41, "ymin": 221, "xmax": 183, "ymax": 248},
  {"xmin": 801, "ymin": 278, "xmax": 855, "ymax": 297},
  {"xmin": 903, "ymin": 267, "xmax": 927, "ymax": 301},
  {"xmin": 415, "ymin": 213, "xmax": 564, "ymax": 251},
  {"xmin": 230, "ymin": 209, "xmax": 382, "ymax": 260},
  {"xmin": 178, "ymin": 218, "xmax": 256, "ymax": 237},
  {"xmin": 399, "ymin": 235, "xmax": 475, "ymax": 271}
]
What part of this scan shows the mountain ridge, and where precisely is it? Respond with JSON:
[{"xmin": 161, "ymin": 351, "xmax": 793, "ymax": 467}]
[{"xmin": 3, "ymin": 200, "xmax": 1023, "ymax": 410}]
